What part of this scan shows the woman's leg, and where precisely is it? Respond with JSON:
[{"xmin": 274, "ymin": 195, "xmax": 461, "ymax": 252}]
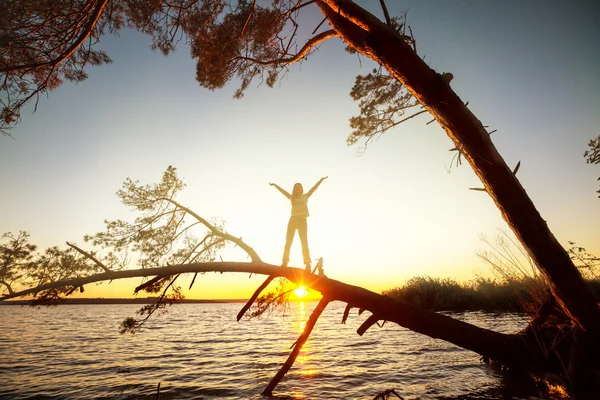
[
  {"xmin": 297, "ymin": 217, "xmax": 311, "ymax": 268},
  {"xmin": 281, "ymin": 217, "xmax": 298, "ymax": 266}
]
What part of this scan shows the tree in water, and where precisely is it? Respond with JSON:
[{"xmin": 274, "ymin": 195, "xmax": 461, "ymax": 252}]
[{"xmin": 3, "ymin": 0, "xmax": 600, "ymax": 394}]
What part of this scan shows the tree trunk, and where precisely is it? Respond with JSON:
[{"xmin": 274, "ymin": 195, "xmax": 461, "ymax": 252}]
[{"xmin": 318, "ymin": 0, "xmax": 599, "ymax": 333}]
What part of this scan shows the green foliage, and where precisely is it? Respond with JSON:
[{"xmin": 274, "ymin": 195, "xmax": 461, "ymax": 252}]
[
  {"xmin": 83, "ymin": 166, "xmax": 240, "ymax": 331},
  {"xmin": 383, "ymin": 275, "xmax": 554, "ymax": 313},
  {"xmin": 585, "ymin": 135, "xmax": 600, "ymax": 165},
  {"xmin": 1, "ymin": 166, "xmax": 248, "ymax": 328}
]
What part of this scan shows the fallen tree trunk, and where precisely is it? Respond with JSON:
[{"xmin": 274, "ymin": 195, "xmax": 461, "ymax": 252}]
[{"xmin": 1, "ymin": 262, "xmax": 544, "ymax": 374}]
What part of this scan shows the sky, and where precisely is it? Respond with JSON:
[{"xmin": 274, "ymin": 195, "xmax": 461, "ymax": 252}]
[{"xmin": 1, "ymin": 0, "xmax": 599, "ymax": 299}]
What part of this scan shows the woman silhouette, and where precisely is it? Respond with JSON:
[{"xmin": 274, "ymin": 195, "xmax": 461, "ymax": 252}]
[{"xmin": 270, "ymin": 177, "xmax": 328, "ymax": 272}]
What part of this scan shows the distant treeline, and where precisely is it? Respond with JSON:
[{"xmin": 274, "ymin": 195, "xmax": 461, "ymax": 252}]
[{"xmin": 383, "ymin": 276, "xmax": 600, "ymax": 313}]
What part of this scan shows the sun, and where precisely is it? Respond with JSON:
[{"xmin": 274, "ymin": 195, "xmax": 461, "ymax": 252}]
[{"xmin": 293, "ymin": 285, "xmax": 309, "ymax": 299}]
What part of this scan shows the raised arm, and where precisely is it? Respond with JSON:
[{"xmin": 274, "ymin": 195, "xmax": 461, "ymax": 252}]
[
  {"xmin": 307, "ymin": 176, "xmax": 328, "ymax": 197},
  {"xmin": 269, "ymin": 182, "xmax": 291, "ymax": 199}
]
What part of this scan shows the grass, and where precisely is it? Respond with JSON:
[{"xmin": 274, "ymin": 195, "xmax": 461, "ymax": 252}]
[
  {"xmin": 384, "ymin": 276, "xmax": 600, "ymax": 313},
  {"xmin": 384, "ymin": 229, "xmax": 600, "ymax": 313}
]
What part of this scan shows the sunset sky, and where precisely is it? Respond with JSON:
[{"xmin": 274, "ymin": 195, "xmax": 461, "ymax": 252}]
[{"xmin": 1, "ymin": 0, "xmax": 599, "ymax": 299}]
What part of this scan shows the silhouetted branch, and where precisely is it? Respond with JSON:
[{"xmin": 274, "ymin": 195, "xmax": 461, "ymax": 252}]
[
  {"xmin": 236, "ymin": 29, "xmax": 338, "ymax": 66},
  {"xmin": 237, "ymin": 275, "xmax": 275, "ymax": 321},
  {"xmin": 342, "ymin": 303, "xmax": 352, "ymax": 324},
  {"xmin": 134, "ymin": 274, "xmax": 168, "ymax": 294},
  {"xmin": 156, "ymin": 197, "xmax": 262, "ymax": 262},
  {"xmin": 239, "ymin": 0, "xmax": 256, "ymax": 39},
  {"xmin": 378, "ymin": 0, "xmax": 392, "ymax": 26},
  {"xmin": 66, "ymin": 241, "xmax": 111, "ymax": 272},
  {"xmin": 357, "ymin": 313, "xmax": 381, "ymax": 336},
  {"xmin": 372, "ymin": 388, "xmax": 404, "ymax": 400},
  {"xmin": 262, "ymin": 296, "xmax": 330, "ymax": 396}
]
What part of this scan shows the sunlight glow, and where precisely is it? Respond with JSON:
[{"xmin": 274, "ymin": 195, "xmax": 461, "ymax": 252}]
[{"xmin": 294, "ymin": 286, "xmax": 309, "ymax": 298}]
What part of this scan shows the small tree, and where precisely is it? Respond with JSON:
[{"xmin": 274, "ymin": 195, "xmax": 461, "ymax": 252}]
[{"xmin": 0, "ymin": 231, "xmax": 36, "ymax": 295}]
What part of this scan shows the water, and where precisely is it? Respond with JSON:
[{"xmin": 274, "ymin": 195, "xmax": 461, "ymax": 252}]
[{"xmin": 0, "ymin": 302, "xmax": 552, "ymax": 399}]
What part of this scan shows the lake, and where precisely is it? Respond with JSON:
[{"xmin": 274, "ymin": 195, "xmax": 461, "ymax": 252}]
[{"xmin": 0, "ymin": 302, "xmax": 555, "ymax": 399}]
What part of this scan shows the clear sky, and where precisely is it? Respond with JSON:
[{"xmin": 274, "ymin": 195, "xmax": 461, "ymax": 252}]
[{"xmin": 1, "ymin": 0, "xmax": 599, "ymax": 299}]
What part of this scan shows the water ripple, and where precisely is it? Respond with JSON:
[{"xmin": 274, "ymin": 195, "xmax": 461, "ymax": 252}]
[{"xmin": 0, "ymin": 303, "xmax": 547, "ymax": 399}]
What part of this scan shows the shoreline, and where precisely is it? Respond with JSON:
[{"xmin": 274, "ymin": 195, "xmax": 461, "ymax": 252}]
[{"xmin": 0, "ymin": 297, "xmax": 249, "ymax": 305}]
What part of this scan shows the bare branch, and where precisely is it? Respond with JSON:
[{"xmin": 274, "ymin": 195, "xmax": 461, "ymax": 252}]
[
  {"xmin": 378, "ymin": 0, "xmax": 392, "ymax": 26},
  {"xmin": 357, "ymin": 313, "xmax": 381, "ymax": 336},
  {"xmin": 342, "ymin": 303, "xmax": 352, "ymax": 324},
  {"xmin": 156, "ymin": 197, "xmax": 262, "ymax": 262},
  {"xmin": 237, "ymin": 275, "xmax": 275, "ymax": 321},
  {"xmin": 66, "ymin": 241, "xmax": 110, "ymax": 273},
  {"xmin": 236, "ymin": 29, "xmax": 338, "ymax": 66},
  {"xmin": 262, "ymin": 296, "xmax": 330, "ymax": 396},
  {"xmin": 239, "ymin": 0, "xmax": 256, "ymax": 39}
]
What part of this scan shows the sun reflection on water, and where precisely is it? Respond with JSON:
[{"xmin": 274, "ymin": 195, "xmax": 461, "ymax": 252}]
[{"xmin": 294, "ymin": 301, "xmax": 321, "ymax": 377}]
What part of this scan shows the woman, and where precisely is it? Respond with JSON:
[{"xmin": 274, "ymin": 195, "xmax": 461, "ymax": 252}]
[{"xmin": 269, "ymin": 177, "xmax": 328, "ymax": 272}]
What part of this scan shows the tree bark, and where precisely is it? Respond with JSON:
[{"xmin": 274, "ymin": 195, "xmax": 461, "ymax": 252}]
[{"xmin": 317, "ymin": 0, "xmax": 599, "ymax": 333}]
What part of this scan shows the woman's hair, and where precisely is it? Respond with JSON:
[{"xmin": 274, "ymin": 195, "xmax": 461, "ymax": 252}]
[{"xmin": 291, "ymin": 183, "xmax": 303, "ymax": 203}]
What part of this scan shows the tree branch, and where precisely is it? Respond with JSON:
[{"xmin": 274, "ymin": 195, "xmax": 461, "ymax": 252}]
[
  {"xmin": 378, "ymin": 0, "xmax": 392, "ymax": 26},
  {"xmin": 319, "ymin": 0, "xmax": 383, "ymax": 33},
  {"xmin": 357, "ymin": 313, "xmax": 381, "ymax": 336},
  {"xmin": 0, "ymin": 279, "xmax": 15, "ymax": 295},
  {"xmin": 0, "ymin": 0, "xmax": 110, "ymax": 74},
  {"xmin": 156, "ymin": 197, "xmax": 262, "ymax": 262},
  {"xmin": 66, "ymin": 241, "xmax": 111, "ymax": 273},
  {"xmin": 262, "ymin": 296, "xmax": 330, "ymax": 396},
  {"xmin": 236, "ymin": 29, "xmax": 338, "ymax": 66},
  {"xmin": 237, "ymin": 275, "xmax": 274, "ymax": 321}
]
